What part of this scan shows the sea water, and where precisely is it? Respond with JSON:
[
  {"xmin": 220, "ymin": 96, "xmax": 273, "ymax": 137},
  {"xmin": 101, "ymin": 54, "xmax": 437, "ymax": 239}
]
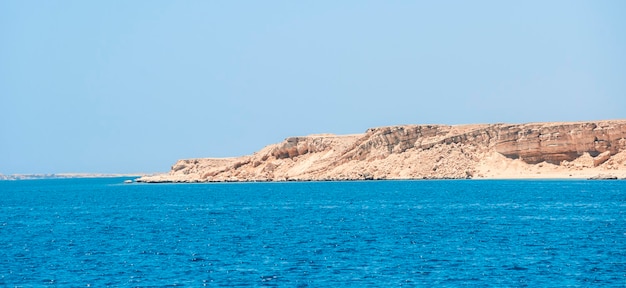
[{"xmin": 0, "ymin": 178, "xmax": 624, "ymax": 287}]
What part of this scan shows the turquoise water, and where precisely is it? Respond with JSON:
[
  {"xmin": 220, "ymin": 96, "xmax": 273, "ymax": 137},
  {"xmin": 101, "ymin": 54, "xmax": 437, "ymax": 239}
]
[{"xmin": 1, "ymin": 178, "xmax": 625, "ymax": 286}]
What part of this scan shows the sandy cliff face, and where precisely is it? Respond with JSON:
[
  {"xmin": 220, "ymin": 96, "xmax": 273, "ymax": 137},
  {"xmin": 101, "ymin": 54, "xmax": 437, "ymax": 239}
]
[
  {"xmin": 138, "ymin": 120, "xmax": 626, "ymax": 182},
  {"xmin": 495, "ymin": 122, "xmax": 626, "ymax": 164}
]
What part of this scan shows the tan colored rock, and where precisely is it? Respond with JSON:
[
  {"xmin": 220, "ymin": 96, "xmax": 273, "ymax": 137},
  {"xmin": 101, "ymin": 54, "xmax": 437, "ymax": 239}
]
[
  {"xmin": 593, "ymin": 151, "xmax": 612, "ymax": 167},
  {"xmin": 495, "ymin": 121, "xmax": 626, "ymax": 164},
  {"xmin": 137, "ymin": 120, "xmax": 626, "ymax": 183}
]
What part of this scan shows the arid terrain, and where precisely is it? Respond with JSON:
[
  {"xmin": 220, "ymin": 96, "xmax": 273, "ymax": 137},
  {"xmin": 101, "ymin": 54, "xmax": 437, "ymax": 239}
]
[{"xmin": 138, "ymin": 120, "xmax": 626, "ymax": 182}]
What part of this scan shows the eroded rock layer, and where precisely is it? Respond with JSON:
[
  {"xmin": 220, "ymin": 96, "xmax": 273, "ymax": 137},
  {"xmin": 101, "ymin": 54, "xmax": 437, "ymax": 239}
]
[{"xmin": 138, "ymin": 120, "xmax": 626, "ymax": 182}]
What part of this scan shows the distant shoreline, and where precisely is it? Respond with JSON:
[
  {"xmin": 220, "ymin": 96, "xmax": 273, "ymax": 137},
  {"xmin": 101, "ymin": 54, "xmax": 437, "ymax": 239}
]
[
  {"xmin": 135, "ymin": 174, "xmax": 625, "ymax": 183},
  {"xmin": 2, "ymin": 174, "xmax": 622, "ymax": 182},
  {"xmin": 0, "ymin": 173, "xmax": 158, "ymax": 181}
]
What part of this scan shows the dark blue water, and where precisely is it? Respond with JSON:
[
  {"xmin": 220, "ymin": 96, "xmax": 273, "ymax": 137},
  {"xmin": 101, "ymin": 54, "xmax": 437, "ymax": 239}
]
[{"xmin": 1, "ymin": 178, "xmax": 624, "ymax": 286}]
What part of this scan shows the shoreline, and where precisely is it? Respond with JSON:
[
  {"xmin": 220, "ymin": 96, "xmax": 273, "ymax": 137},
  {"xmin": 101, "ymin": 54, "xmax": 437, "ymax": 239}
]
[
  {"xmin": 0, "ymin": 173, "xmax": 159, "ymax": 181},
  {"xmin": 4, "ymin": 174, "xmax": 622, "ymax": 182},
  {"xmin": 135, "ymin": 172, "xmax": 626, "ymax": 183}
]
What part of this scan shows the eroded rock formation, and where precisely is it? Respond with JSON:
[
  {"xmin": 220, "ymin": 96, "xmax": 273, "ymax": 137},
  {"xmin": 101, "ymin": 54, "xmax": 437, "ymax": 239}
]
[
  {"xmin": 495, "ymin": 122, "xmax": 626, "ymax": 164},
  {"xmin": 137, "ymin": 120, "xmax": 626, "ymax": 182}
]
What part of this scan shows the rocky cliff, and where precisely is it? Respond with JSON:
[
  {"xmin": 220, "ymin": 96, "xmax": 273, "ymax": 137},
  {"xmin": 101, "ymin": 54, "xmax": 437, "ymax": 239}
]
[{"xmin": 137, "ymin": 120, "xmax": 626, "ymax": 182}]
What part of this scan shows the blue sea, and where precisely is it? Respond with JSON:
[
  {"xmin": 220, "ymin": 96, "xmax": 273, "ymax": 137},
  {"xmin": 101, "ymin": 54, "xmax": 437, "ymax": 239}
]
[{"xmin": 0, "ymin": 178, "xmax": 624, "ymax": 287}]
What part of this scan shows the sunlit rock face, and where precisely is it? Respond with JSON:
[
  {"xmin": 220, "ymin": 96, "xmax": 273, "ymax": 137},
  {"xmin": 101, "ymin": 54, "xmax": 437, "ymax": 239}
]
[
  {"xmin": 494, "ymin": 122, "xmax": 626, "ymax": 164},
  {"xmin": 137, "ymin": 120, "xmax": 626, "ymax": 182}
]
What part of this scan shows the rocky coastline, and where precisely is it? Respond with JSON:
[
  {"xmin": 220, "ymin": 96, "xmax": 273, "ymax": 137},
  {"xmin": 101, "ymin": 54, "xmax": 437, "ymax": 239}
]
[{"xmin": 137, "ymin": 120, "xmax": 626, "ymax": 183}]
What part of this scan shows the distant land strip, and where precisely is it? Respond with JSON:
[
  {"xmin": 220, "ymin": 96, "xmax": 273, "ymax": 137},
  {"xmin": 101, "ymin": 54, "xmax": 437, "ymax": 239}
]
[{"xmin": 0, "ymin": 173, "xmax": 155, "ymax": 181}]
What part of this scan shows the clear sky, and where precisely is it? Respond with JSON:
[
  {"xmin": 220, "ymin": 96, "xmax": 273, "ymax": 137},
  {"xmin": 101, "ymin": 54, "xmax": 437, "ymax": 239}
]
[{"xmin": 1, "ymin": 1, "xmax": 625, "ymax": 174}]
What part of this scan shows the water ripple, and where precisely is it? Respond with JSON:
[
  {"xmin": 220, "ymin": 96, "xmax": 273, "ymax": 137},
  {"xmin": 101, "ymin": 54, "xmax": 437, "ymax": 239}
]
[{"xmin": 0, "ymin": 178, "xmax": 624, "ymax": 286}]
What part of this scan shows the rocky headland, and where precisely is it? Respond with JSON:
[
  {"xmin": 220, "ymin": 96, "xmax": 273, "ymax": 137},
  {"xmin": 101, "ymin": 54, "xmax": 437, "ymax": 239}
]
[{"xmin": 137, "ymin": 120, "xmax": 626, "ymax": 183}]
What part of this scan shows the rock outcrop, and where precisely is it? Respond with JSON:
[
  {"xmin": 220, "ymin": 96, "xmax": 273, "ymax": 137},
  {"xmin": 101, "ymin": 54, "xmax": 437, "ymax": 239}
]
[
  {"xmin": 494, "ymin": 122, "xmax": 626, "ymax": 164},
  {"xmin": 137, "ymin": 120, "xmax": 626, "ymax": 182}
]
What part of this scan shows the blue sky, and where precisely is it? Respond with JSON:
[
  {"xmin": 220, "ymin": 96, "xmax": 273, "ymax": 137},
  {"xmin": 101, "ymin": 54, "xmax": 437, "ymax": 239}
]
[{"xmin": 1, "ymin": 1, "xmax": 625, "ymax": 174}]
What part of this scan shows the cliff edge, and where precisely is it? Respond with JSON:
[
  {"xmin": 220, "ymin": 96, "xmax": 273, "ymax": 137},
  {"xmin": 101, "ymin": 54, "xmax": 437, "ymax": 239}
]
[{"xmin": 138, "ymin": 120, "xmax": 626, "ymax": 182}]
